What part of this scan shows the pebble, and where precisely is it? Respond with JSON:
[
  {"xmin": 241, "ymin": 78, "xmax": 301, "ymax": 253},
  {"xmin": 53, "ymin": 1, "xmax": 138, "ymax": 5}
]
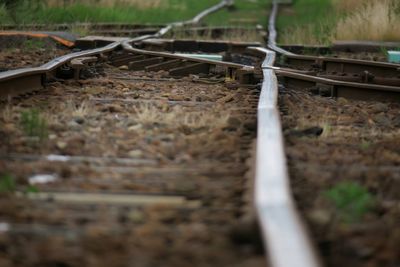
[
  {"xmin": 168, "ymin": 95, "xmax": 185, "ymax": 101},
  {"xmin": 129, "ymin": 210, "xmax": 144, "ymax": 224},
  {"xmin": 102, "ymin": 105, "xmax": 122, "ymax": 113},
  {"xmin": 119, "ymin": 65, "xmax": 129, "ymax": 70},
  {"xmin": 308, "ymin": 209, "xmax": 331, "ymax": 225},
  {"xmin": 73, "ymin": 116, "xmax": 85, "ymax": 124},
  {"xmin": 374, "ymin": 113, "xmax": 391, "ymax": 127},
  {"xmin": 337, "ymin": 97, "xmax": 348, "ymax": 105},
  {"xmin": 179, "ymin": 125, "xmax": 192, "ymax": 135},
  {"xmin": 128, "ymin": 150, "xmax": 143, "ymax": 158},
  {"xmin": 29, "ymin": 174, "xmax": 58, "ymax": 185},
  {"xmin": 370, "ymin": 103, "xmax": 388, "ymax": 113},
  {"xmin": 128, "ymin": 124, "xmax": 142, "ymax": 131},
  {"xmin": 56, "ymin": 141, "xmax": 67, "ymax": 150},
  {"xmin": 227, "ymin": 117, "xmax": 241, "ymax": 127},
  {"xmin": 244, "ymin": 121, "xmax": 257, "ymax": 131},
  {"xmin": 290, "ymin": 126, "xmax": 324, "ymax": 137},
  {"xmin": 67, "ymin": 120, "xmax": 81, "ymax": 130},
  {"xmin": 392, "ymin": 116, "xmax": 400, "ymax": 127}
]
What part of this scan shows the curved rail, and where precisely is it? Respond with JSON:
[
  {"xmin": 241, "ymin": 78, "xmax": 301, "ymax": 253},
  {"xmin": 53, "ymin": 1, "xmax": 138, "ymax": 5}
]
[
  {"xmin": 267, "ymin": 1, "xmax": 294, "ymax": 55},
  {"xmin": 0, "ymin": 0, "xmax": 234, "ymax": 99}
]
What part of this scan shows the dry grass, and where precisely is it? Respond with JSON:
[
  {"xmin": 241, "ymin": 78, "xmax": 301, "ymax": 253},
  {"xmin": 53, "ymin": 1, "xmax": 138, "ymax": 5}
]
[
  {"xmin": 0, "ymin": 104, "xmax": 16, "ymax": 123},
  {"xmin": 332, "ymin": 0, "xmax": 372, "ymax": 12},
  {"xmin": 133, "ymin": 103, "xmax": 230, "ymax": 129},
  {"xmin": 46, "ymin": 0, "xmax": 165, "ymax": 9},
  {"xmin": 335, "ymin": 0, "xmax": 400, "ymax": 41},
  {"xmin": 70, "ymin": 101, "xmax": 93, "ymax": 117},
  {"xmin": 280, "ymin": 24, "xmax": 333, "ymax": 45},
  {"xmin": 279, "ymin": 0, "xmax": 400, "ymax": 45}
]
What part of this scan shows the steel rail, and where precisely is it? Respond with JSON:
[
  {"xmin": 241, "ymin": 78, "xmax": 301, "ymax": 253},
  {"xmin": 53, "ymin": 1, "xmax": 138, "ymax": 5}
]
[
  {"xmin": 250, "ymin": 47, "xmax": 321, "ymax": 267},
  {"xmin": 268, "ymin": 1, "xmax": 400, "ymax": 102},
  {"xmin": 0, "ymin": 0, "xmax": 234, "ymax": 99},
  {"xmin": 120, "ymin": 43, "xmax": 251, "ymax": 69},
  {"xmin": 262, "ymin": 1, "xmax": 399, "ymax": 265},
  {"xmin": 267, "ymin": 1, "xmax": 294, "ymax": 55},
  {"xmin": 268, "ymin": 3, "xmax": 400, "ymax": 84},
  {"xmin": 276, "ymin": 69, "xmax": 400, "ymax": 102}
]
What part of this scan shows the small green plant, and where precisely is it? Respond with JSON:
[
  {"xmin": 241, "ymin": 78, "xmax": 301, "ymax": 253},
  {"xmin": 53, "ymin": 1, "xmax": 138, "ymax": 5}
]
[
  {"xmin": 25, "ymin": 185, "xmax": 39, "ymax": 194},
  {"xmin": 20, "ymin": 109, "xmax": 48, "ymax": 141},
  {"xmin": 379, "ymin": 46, "xmax": 389, "ymax": 56},
  {"xmin": 23, "ymin": 39, "xmax": 47, "ymax": 50},
  {"xmin": 360, "ymin": 140, "xmax": 371, "ymax": 150},
  {"xmin": 0, "ymin": 174, "xmax": 16, "ymax": 193},
  {"xmin": 0, "ymin": 174, "xmax": 40, "ymax": 195},
  {"xmin": 324, "ymin": 181, "xmax": 374, "ymax": 223}
]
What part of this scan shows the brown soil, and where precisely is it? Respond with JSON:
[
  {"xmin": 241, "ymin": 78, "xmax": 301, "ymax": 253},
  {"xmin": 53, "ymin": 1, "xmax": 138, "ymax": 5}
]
[
  {"xmin": 0, "ymin": 40, "xmax": 69, "ymax": 72},
  {"xmin": 280, "ymin": 87, "xmax": 400, "ymax": 267},
  {"xmin": 0, "ymin": 66, "xmax": 264, "ymax": 267}
]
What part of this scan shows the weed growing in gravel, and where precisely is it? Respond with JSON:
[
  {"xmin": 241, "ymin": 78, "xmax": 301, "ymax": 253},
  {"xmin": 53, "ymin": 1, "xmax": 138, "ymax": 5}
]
[
  {"xmin": 133, "ymin": 104, "xmax": 229, "ymax": 129},
  {"xmin": 0, "ymin": 174, "xmax": 39, "ymax": 195},
  {"xmin": 325, "ymin": 181, "xmax": 374, "ymax": 223},
  {"xmin": 1, "ymin": 104, "xmax": 14, "ymax": 122},
  {"xmin": 70, "ymin": 101, "xmax": 92, "ymax": 117},
  {"xmin": 360, "ymin": 140, "xmax": 371, "ymax": 150},
  {"xmin": 0, "ymin": 174, "xmax": 16, "ymax": 193},
  {"xmin": 20, "ymin": 109, "xmax": 48, "ymax": 141}
]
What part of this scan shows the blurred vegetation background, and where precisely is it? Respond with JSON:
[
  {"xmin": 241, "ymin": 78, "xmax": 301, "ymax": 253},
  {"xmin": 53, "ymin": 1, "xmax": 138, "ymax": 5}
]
[
  {"xmin": 1, "ymin": 0, "xmax": 399, "ymax": 44},
  {"xmin": 0, "ymin": 0, "xmax": 270, "ymax": 25}
]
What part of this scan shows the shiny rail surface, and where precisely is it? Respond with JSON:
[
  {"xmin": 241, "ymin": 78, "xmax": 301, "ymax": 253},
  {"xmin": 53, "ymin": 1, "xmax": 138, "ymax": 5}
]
[{"xmin": 251, "ymin": 47, "xmax": 320, "ymax": 267}]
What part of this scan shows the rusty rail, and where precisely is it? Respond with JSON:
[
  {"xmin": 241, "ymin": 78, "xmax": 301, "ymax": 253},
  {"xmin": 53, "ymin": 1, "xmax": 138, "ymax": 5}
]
[
  {"xmin": 268, "ymin": 0, "xmax": 400, "ymax": 102},
  {"xmin": 0, "ymin": 0, "xmax": 234, "ymax": 100}
]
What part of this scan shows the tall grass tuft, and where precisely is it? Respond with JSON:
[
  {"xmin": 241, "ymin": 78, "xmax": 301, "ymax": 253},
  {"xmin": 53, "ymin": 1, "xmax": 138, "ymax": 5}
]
[
  {"xmin": 332, "ymin": 0, "xmax": 372, "ymax": 13},
  {"xmin": 280, "ymin": 23, "xmax": 333, "ymax": 45},
  {"xmin": 335, "ymin": 0, "xmax": 400, "ymax": 41}
]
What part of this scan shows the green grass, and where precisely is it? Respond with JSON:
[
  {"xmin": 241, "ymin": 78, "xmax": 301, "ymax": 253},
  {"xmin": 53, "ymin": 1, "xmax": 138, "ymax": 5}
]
[
  {"xmin": 0, "ymin": 0, "xmax": 223, "ymax": 24},
  {"xmin": 0, "ymin": 174, "xmax": 16, "ymax": 194},
  {"xmin": 0, "ymin": 173, "xmax": 39, "ymax": 195},
  {"xmin": 276, "ymin": 0, "xmax": 338, "ymax": 44},
  {"xmin": 20, "ymin": 109, "xmax": 48, "ymax": 141},
  {"xmin": 0, "ymin": 0, "xmax": 272, "ymax": 26},
  {"xmin": 324, "ymin": 181, "xmax": 375, "ymax": 223},
  {"xmin": 276, "ymin": 0, "xmax": 334, "ymax": 29},
  {"xmin": 205, "ymin": 0, "xmax": 271, "ymax": 27}
]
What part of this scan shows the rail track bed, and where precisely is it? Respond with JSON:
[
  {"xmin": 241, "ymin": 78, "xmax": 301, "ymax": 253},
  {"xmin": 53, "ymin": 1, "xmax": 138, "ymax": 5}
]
[
  {"xmin": 0, "ymin": 58, "xmax": 265, "ymax": 267},
  {"xmin": 280, "ymin": 87, "xmax": 400, "ymax": 267},
  {"xmin": 0, "ymin": 42, "xmax": 69, "ymax": 72}
]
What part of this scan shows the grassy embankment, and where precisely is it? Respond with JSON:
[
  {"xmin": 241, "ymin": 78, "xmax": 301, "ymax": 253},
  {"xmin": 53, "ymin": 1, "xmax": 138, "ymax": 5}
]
[
  {"xmin": 0, "ymin": 0, "xmax": 222, "ymax": 24},
  {"xmin": 0, "ymin": 0, "xmax": 272, "ymax": 26},
  {"xmin": 167, "ymin": 0, "xmax": 271, "ymax": 42},
  {"xmin": 205, "ymin": 0, "xmax": 271, "ymax": 27},
  {"xmin": 0, "ymin": 0, "xmax": 273, "ymax": 41},
  {"xmin": 277, "ymin": 0, "xmax": 400, "ymax": 45}
]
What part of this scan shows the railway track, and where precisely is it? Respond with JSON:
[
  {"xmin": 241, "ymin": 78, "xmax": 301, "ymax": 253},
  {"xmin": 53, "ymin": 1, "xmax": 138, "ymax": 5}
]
[
  {"xmin": 0, "ymin": 1, "xmax": 267, "ymax": 267},
  {"xmin": 0, "ymin": 55, "xmax": 263, "ymax": 267},
  {"xmin": 268, "ymin": 1, "xmax": 400, "ymax": 103},
  {"xmin": 0, "ymin": 0, "xmax": 400, "ymax": 267}
]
